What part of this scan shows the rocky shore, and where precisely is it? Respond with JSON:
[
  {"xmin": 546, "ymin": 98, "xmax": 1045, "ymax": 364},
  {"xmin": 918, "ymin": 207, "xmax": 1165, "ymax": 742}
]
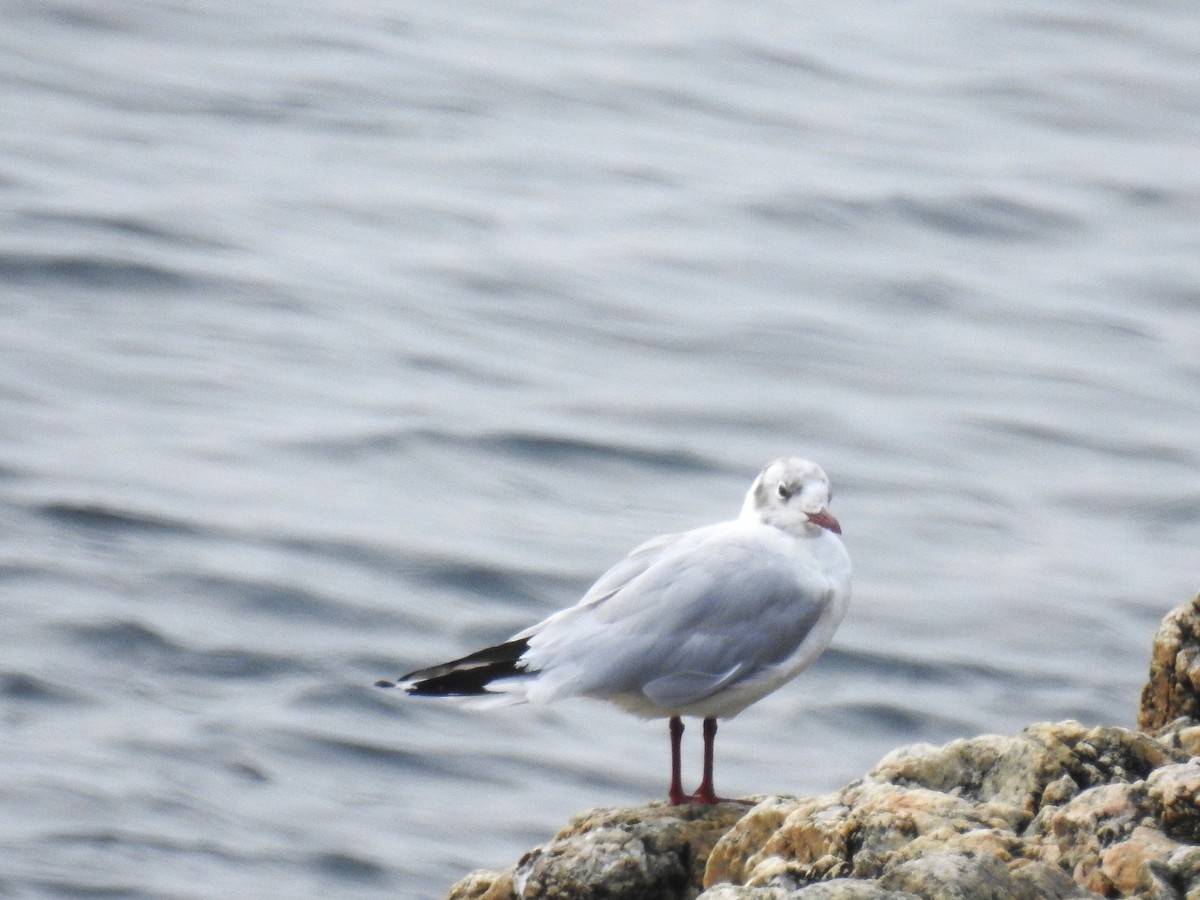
[{"xmin": 446, "ymin": 594, "xmax": 1200, "ymax": 900}]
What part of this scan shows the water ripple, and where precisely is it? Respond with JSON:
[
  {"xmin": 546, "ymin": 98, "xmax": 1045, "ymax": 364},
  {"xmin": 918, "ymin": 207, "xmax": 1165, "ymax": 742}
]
[
  {"xmin": 405, "ymin": 553, "xmax": 558, "ymax": 607},
  {"xmin": 822, "ymin": 647, "xmax": 1034, "ymax": 690},
  {"xmin": 0, "ymin": 671, "xmax": 83, "ymax": 705},
  {"xmin": 179, "ymin": 573, "xmax": 376, "ymax": 626},
  {"xmin": 967, "ymin": 417, "xmax": 1195, "ymax": 463},
  {"xmin": 22, "ymin": 878, "xmax": 155, "ymax": 900},
  {"xmin": 67, "ymin": 619, "xmax": 308, "ymax": 680},
  {"xmin": 290, "ymin": 425, "xmax": 719, "ymax": 474},
  {"xmin": 830, "ymin": 701, "xmax": 976, "ymax": 739},
  {"xmin": 0, "ymin": 253, "xmax": 197, "ymax": 291},
  {"xmin": 310, "ymin": 851, "xmax": 389, "ymax": 883},
  {"xmin": 21, "ymin": 211, "xmax": 232, "ymax": 250},
  {"xmin": 283, "ymin": 731, "xmax": 464, "ymax": 778},
  {"xmin": 38, "ymin": 501, "xmax": 206, "ymax": 538},
  {"xmin": 746, "ymin": 191, "xmax": 1083, "ymax": 242}
]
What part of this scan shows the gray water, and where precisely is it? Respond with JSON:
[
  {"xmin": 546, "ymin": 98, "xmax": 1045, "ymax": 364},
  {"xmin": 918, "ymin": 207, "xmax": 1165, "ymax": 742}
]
[{"xmin": 3, "ymin": 1, "xmax": 1200, "ymax": 897}]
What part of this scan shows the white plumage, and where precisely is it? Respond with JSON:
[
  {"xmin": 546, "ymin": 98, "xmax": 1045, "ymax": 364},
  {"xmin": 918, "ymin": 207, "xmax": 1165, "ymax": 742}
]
[{"xmin": 380, "ymin": 457, "xmax": 852, "ymax": 804}]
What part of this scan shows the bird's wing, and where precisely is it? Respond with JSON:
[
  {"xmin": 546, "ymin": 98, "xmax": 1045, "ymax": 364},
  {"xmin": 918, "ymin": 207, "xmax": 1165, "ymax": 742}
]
[
  {"xmin": 519, "ymin": 526, "xmax": 840, "ymax": 707},
  {"xmin": 577, "ymin": 531, "xmax": 686, "ymax": 606},
  {"xmin": 642, "ymin": 663, "xmax": 745, "ymax": 708},
  {"xmin": 510, "ymin": 526, "xmax": 709, "ymax": 641}
]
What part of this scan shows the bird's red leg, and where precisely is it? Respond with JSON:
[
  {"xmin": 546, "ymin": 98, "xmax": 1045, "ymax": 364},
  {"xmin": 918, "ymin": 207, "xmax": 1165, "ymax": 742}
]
[
  {"xmin": 667, "ymin": 716, "xmax": 688, "ymax": 805},
  {"xmin": 691, "ymin": 717, "xmax": 729, "ymax": 804}
]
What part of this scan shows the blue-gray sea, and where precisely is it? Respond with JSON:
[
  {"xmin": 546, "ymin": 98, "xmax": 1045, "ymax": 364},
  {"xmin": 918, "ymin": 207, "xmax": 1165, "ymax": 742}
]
[{"xmin": 3, "ymin": 1, "xmax": 1199, "ymax": 897}]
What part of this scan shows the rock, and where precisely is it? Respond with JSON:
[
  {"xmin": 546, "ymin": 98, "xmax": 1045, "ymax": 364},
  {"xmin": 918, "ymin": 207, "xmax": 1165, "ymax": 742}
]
[
  {"xmin": 446, "ymin": 801, "xmax": 747, "ymax": 900},
  {"xmin": 833, "ymin": 784, "xmax": 1009, "ymax": 879},
  {"xmin": 1031, "ymin": 781, "xmax": 1145, "ymax": 891},
  {"xmin": 705, "ymin": 797, "xmax": 801, "ymax": 886},
  {"xmin": 1153, "ymin": 720, "xmax": 1200, "ymax": 757},
  {"xmin": 444, "ymin": 594, "xmax": 1200, "ymax": 900},
  {"xmin": 731, "ymin": 793, "xmax": 856, "ymax": 887},
  {"xmin": 446, "ymin": 869, "xmax": 514, "ymax": 900},
  {"xmin": 1100, "ymin": 826, "xmax": 1183, "ymax": 895},
  {"xmin": 878, "ymin": 850, "xmax": 1055, "ymax": 900},
  {"xmin": 1139, "ymin": 592, "xmax": 1200, "ymax": 732},
  {"xmin": 1146, "ymin": 762, "xmax": 1200, "ymax": 843},
  {"xmin": 788, "ymin": 883, "xmax": 921, "ymax": 900},
  {"xmin": 700, "ymin": 879, "xmax": 920, "ymax": 899},
  {"xmin": 695, "ymin": 886, "xmax": 793, "ymax": 900},
  {"xmin": 1009, "ymin": 860, "xmax": 1097, "ymax": 898}
]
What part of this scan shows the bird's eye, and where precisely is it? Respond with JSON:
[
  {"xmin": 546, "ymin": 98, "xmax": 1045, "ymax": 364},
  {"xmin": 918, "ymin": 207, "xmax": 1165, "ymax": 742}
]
[{"xmin": 777, "ymin": 483, "xmax": 792, "ymax": 500}]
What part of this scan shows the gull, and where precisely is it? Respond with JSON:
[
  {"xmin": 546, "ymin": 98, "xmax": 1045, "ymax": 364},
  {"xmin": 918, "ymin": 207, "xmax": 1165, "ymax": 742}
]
[{"xmin": 377, "ymin": 457, "xmax": 852, "ymax": 804}]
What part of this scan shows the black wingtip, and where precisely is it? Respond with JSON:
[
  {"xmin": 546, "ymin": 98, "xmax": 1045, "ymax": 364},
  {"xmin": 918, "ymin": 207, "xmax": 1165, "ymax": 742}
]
[
  {"xmin": 399, "ymin": 638, "xmax": 531, "ymax": 683},
  {"xmin": 379, "ymin": 637, "xmax": 535, "ymax": 697},
  {"xmin": 405, "ymin": 659, "xmax": 529, "ymax": 696}
]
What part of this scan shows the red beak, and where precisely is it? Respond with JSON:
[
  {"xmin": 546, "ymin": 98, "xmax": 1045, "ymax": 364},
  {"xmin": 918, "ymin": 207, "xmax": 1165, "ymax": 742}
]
[{"xmin": 806, "ymin": 508, "xmax": 842, "ymax": 535}]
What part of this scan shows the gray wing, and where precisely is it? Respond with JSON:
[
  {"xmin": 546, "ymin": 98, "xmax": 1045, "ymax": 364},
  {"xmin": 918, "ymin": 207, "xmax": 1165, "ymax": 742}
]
[
  {"xmin": 521, "ymin": 528, "xmax": 834, "ymax": 707},
  {"xmin": 577, "ymin": 531, "xmax": 684, "ymax": 606},
  {"xmin": 511, "ymin": 527, "xmax": 701, "ymax": 641}
]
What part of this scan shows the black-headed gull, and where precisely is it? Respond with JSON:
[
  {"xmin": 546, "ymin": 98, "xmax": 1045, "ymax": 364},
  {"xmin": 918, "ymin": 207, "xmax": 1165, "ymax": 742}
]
[{"xmin": 378, "ymin": 457, "xmax": 852, "ymax": 804}]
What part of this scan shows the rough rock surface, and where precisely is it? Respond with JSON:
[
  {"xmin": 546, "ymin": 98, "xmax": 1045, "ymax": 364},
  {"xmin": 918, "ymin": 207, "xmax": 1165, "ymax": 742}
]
[
  {"xmin": 447, "ymin": 803, "xmax": 748, "ymax": 900},
  {"xmin": 1139, "ymin": 593, "xmax": 1200, "ymax": 736},
  {"xmin": 446, "ymin": 594, "xmax": 1200, "ymax": 900}
]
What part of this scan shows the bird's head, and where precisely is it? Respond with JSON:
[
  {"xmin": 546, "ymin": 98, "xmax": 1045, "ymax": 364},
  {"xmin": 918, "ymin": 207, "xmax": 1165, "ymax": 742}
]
[{"xmin": 741, "ymin": 457, "xmax": 841, "ymax": 536}]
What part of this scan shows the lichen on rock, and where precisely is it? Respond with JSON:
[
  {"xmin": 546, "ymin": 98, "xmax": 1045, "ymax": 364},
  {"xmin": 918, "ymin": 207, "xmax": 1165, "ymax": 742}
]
[
  {"xmin": 1139, "ymin": 593, "xmax": 1200, "ymax": 733},
  {"xmin": 448, "ymin": 802, "xmax": 747, "ymax": 900},
  {"xmin": 444, "ymin": 593, "xmax": 1200, "ymax": 900}
]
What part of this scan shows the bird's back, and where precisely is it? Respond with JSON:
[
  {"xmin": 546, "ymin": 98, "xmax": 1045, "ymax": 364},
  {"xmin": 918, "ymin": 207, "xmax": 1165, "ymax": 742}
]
[{"xmin": 514, "ymin": 519, "xmax": 850, "ymax": 718}]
